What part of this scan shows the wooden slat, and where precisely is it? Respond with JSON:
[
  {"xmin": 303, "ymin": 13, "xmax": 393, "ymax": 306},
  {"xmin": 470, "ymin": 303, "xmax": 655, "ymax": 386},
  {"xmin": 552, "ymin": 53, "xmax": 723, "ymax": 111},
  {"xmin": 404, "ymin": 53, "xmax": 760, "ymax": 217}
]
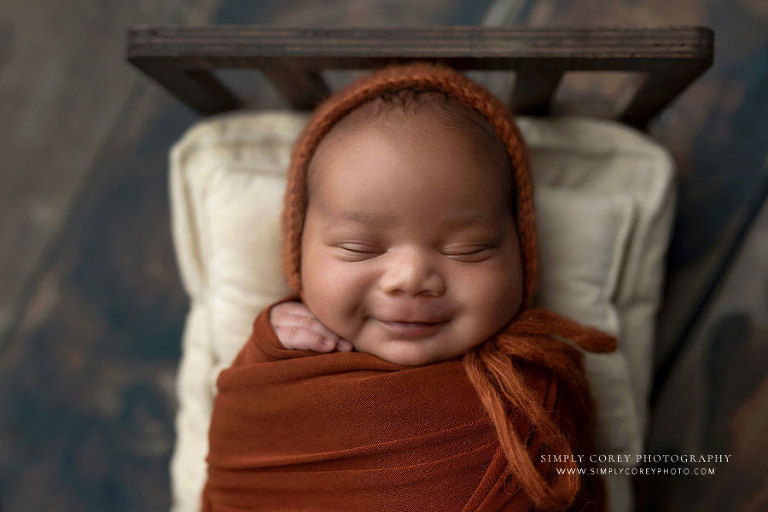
[
  {"xmin": 127, "ymin": 26, "xmax": 714, "ymax": 121},
  {"xmin": 259, "ymin": 61, "xmax": 330, "ymax": 110},
  {"xmin": 136, "ymin": 61, "xmax": 240, "ymax": 114},
  {"xmin": 128, "ymin": 25, "xmax": 713, "ymax": 62},
  {"xmin": 510, "ymin": 70, "xmax": 563, "ymax": 114},
  {"xmin": 620, "ymin": 59, "xmax": 713, "ymax": 127}
]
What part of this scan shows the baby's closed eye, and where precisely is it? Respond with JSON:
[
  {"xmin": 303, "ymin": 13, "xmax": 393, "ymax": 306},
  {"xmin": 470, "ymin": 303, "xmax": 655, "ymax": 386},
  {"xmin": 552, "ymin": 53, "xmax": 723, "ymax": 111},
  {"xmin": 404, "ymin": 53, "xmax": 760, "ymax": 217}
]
[
  {"xmin": 333, "ymin": 242, "xmax": 385, "ymax": 260},
  {"xmin": 441, "ymin": 243, "xmax": 500, "ymax": 262}
]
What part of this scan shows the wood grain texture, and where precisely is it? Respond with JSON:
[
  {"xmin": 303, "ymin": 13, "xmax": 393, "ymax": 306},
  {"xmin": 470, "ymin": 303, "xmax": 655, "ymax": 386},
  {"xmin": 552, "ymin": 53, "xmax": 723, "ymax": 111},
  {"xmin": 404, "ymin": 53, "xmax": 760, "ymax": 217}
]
[
  {"xmin": 0, "ymin": 90, "xmax": 195, "ymax": 511},
  {"xmin": 127, "ymin": 25, "xmax": 713, "ymax": 59},
  {"xmin": 127, "ymin": 25, "xmax": 713, "ymax": 122},
  {"xmin": 0, "ymin": 0, "xmax": 221, "ymax": 510},
  {"xmin": 639, "ymin": 197, "xmax": 768, "ymax": 512},
  {"xmin": 0, "ymin": 0, "xmax": 219, "ymax": 354}
]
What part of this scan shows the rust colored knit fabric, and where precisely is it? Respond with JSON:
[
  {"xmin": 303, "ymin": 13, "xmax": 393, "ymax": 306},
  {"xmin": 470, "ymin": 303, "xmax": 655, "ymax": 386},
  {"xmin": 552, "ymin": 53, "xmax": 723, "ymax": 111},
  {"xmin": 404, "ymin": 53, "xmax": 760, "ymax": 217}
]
[{"xmin": 202, "ymin": 300, "xmax": 613, "ymax": 512}]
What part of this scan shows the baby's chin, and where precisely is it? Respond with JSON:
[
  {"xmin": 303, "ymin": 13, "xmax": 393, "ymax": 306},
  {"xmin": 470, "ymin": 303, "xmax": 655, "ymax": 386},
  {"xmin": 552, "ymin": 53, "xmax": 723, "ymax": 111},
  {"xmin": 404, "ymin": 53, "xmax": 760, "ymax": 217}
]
[{"xmin": 352, "ymin": 338, "xmax": 475, "ymax": 367}]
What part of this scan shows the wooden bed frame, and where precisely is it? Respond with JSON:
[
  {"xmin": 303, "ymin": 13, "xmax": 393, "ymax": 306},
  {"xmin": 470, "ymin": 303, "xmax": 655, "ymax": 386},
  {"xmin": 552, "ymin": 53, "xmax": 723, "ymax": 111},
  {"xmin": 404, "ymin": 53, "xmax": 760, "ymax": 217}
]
[
  {"xmin": 127, "ymin": 26, "xmax": 713, "ymax": 128},
  {"xmin": 126, "ymin": 24, "xmax": 715, "ymax": 405}
]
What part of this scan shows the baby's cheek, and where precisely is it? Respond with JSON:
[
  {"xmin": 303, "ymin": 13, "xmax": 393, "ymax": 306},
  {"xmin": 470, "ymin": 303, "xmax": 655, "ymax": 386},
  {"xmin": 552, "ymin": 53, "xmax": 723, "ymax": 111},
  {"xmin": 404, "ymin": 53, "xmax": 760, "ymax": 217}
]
[
  {"xmin": 456, "ymin": 263, "xmax": 521, "ymax": 331},
  {"xmin": 304, "ymin": 260, "xmax": 371, "ymax": 339}
]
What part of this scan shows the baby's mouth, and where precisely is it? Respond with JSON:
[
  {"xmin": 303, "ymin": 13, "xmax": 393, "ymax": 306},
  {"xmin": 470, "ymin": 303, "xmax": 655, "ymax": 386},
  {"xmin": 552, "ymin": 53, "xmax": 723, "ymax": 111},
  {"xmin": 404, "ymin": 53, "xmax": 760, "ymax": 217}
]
[{"xmin": 379, "ymin": 319, "xmax": 449, "ymax": 338}]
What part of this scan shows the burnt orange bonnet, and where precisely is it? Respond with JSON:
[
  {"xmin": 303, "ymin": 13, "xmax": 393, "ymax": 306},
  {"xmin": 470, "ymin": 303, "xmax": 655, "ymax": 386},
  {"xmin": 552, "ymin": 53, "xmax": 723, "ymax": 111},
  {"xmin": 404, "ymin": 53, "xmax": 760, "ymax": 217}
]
[{"xmin": 281, "ymin": 62, "xmax": 538, "ymax": 309}]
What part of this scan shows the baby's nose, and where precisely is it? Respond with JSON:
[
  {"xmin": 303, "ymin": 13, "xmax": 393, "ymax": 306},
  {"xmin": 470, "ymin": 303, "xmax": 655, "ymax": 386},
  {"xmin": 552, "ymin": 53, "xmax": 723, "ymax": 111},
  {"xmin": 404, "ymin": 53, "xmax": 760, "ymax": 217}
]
[{"xmin": 379, "ymin": 250, "xmax": 445, "ymax": 297}]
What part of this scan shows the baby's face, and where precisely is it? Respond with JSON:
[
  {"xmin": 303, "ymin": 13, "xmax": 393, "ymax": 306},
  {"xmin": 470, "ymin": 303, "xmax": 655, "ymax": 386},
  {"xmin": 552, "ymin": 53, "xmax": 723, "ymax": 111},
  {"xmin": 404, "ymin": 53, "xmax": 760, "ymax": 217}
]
[{"xmin": 300, "ymin": 113, "xmax": 523, "ymax": 366}]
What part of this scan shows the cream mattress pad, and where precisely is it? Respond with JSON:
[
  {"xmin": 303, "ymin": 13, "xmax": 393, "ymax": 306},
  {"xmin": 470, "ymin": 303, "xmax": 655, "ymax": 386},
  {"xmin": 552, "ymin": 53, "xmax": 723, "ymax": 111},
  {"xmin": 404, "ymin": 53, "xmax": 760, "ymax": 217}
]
[{"xmin": 168, "ymin": 112, "xmax": 674, "ymax": 512}]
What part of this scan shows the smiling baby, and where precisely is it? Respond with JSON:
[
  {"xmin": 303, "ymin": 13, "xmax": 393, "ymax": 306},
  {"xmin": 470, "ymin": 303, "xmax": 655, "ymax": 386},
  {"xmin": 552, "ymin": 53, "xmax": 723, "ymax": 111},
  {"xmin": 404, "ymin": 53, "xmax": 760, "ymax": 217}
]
[
  {"xmin": 202, "ymin": 63, "xmax": 616, "ymax": 512},
  {"xmin": 275, "ymin": 85, "xmax": 523, "ymax": 367}
]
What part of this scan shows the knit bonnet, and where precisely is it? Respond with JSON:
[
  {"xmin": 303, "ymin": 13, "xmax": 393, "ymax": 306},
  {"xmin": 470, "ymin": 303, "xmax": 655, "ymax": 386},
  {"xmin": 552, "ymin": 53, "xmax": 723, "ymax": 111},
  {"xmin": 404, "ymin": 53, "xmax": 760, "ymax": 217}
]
[{"xmin": 281, "ymin": 62, "xmax": 538, "ymax": 309}]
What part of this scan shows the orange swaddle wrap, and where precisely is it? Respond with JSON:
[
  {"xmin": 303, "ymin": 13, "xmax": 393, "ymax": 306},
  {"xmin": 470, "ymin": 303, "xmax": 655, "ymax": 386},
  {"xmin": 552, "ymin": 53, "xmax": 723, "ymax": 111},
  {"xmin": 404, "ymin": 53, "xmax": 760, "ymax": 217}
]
[{"xmin": 201, "ymin": 300, "xmax": 615, "ymax": 511}]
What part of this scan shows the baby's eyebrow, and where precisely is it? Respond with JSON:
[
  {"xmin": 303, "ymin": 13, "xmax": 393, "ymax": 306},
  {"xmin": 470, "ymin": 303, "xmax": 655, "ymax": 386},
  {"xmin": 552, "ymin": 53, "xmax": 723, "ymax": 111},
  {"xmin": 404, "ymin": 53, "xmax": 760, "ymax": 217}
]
[
  {"xmin": 337, "ymin": 210, "xmax": 389, "ymax": 225},
  {"xmin": 442, "ymin": 213, "xmax": 495, "ymax": 229},
  {"xmin": 329, "ymin": 210, "xmax": 496, "ymax": 229},
  {"xmin": 339, "ymin": 210, "xmax": 394, "ymax": 224}
]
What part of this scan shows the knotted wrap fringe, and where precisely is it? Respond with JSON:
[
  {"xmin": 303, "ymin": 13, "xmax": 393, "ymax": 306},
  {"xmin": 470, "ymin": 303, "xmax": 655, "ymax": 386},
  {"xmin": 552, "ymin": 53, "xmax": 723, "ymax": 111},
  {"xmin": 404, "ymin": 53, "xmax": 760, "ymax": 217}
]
[{"xmin": 464, "ymin": 308, "xmax": 617, "ymax": 510}]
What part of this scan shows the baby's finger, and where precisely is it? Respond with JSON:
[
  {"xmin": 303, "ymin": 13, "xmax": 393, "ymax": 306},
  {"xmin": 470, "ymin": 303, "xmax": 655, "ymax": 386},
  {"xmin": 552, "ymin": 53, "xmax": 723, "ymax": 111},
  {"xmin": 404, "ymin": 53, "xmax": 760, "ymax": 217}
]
[
  {"xmin": 336, "ymin": 340, "xmax": 354, "ymax": 352},
  {"xmin": 270, "ymin": 301, "xmax": 315, "ymax": 320},
  {"xmin": 274, "ymin": 312, "xmax": 341, "ymax": 342},
  {"xmin": 275, "ymin": 326, "xmax": 337, "ymax": 353}
]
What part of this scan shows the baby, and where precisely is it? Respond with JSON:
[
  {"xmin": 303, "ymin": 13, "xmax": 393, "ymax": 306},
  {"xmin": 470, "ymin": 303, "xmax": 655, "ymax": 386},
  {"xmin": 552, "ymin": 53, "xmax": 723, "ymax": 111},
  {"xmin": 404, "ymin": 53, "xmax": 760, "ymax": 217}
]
[
  {"xmin": 270, "ymin": 85, "xmax": 523, "ymax": 367},
  {"xmin": 202, "ymin": 63, "xmax": 614, "ymax": 512}
]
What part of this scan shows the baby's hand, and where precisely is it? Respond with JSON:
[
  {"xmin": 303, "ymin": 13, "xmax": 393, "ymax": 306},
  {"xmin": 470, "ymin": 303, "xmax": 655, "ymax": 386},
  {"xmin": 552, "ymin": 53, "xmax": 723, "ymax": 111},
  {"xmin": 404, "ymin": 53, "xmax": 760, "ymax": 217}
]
[{"xmin": 269, "ymin": 302, "xmax": 354, "ymax": 353}]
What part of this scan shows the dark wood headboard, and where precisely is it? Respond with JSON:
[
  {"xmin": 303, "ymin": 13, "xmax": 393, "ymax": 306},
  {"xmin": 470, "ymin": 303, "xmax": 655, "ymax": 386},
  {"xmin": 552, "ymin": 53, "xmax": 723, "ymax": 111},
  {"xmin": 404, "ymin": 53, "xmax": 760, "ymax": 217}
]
[{"xmin": 127, "ymin": 25, "xmax": 713, "ymax": 128}]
